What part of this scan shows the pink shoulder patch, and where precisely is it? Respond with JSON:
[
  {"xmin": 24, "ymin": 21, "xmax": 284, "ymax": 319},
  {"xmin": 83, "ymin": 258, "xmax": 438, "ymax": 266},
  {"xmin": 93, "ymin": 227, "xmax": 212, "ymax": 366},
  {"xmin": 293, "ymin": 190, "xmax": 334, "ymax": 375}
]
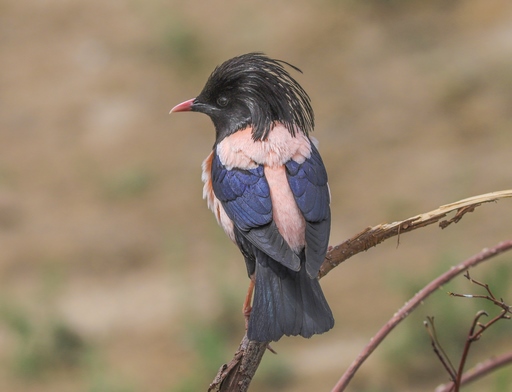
[{"xmin": 265, "ymin": 165, "xmax": 306, "ymax": 251}]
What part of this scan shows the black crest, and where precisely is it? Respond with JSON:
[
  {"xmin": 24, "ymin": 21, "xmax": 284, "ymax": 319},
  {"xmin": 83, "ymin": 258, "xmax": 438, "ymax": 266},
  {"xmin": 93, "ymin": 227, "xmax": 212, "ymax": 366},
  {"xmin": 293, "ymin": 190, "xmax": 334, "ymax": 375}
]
[{"xmin": 196, "ymin": 53, "xmax": 315, "ymax": 141}]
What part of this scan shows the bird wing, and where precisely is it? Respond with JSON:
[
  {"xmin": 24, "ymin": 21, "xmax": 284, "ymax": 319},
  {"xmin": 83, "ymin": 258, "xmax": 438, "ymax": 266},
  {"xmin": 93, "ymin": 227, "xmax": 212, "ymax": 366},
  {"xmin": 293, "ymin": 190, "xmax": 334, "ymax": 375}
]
[
  {"xmin": 211, "ymin": 151, "xmax": 301, "ymax": 271},
  {"xmin": 285, "ymin": 143, "xmax": 331, "ymax": 278}
]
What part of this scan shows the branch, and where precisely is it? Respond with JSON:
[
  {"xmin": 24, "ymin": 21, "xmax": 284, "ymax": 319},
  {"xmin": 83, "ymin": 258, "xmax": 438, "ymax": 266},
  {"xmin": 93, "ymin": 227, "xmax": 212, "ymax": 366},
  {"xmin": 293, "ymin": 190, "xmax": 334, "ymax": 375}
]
[
  {"xmin": 208, "ymin": 336, "xmax": 267, "ymax": 392},
  {"xmin": 453, "ymin": 310, "xmax": 491, "ymax": 392},
  {"xmin": 449, "ymin": 271, "xmax": 512, "ymax": 315},
  {"xmin": 425, "ymin": 317, "xmax": 457, "ymax": 381},
  {"xmin": 331, "ymin": 239, "xmax": 512, "ymax": 392},
  {"xmin": 428, "ymin": 272, "xmax": 512, "ymax": 391},
  {"xmin": 319, "ymin": 190, "xmax": 512, "ymax": 278},
  {"xmin": 435, "ymin": 351, "xmax": 512, "ymax": 392},
  {"xmin": 208, "ymin": 190, "xmax": 512, "ymax": 391}
]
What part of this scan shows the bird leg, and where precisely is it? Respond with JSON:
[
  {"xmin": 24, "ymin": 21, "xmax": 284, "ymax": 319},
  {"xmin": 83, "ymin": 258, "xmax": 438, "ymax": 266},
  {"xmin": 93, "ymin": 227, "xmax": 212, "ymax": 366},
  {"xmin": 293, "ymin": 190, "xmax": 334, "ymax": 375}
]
[{"xmin": 242, "ymin": 278, "xmax": 255, "ymax": 329}]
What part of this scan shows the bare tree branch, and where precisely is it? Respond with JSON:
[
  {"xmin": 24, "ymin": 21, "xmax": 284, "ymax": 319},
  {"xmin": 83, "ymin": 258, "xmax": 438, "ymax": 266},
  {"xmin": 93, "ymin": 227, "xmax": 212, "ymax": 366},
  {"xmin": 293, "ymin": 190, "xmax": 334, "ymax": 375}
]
[
  {"xmin": 435, "ymin": 351, "xmax": 512, "ymax": 392},
  {"xmin": 208, "ymin": 336, "xmax": 267, "ymax": 392},
  {"xmin": 425, "ymin": 317, "xmax": 457, "ymax": 381},
  {"xmin": 331, "ymin": 239, "xmax": 512, "ymax": 392},
  {"xmin": 208, "ymin": 190, "xmax": 512, "ymax": 391},
  {"xmin": 319, "ymin": 190, "xmax": 512, "ymax": 278},
  {"xmin": 428, "ymin": 272, "xmax": 512, "ymax": 392},
  {"xmin": 450, "ymin": 271, "xmax": 512, "ymax": 315}
]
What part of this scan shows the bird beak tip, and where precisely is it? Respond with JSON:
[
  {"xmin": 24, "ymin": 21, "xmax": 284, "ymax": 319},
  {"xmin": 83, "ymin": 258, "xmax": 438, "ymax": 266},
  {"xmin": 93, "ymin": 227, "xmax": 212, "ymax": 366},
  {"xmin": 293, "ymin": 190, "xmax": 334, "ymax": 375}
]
[{"xmin": 170, "ymin": 98, "xmax": 195, "ymax": 114}]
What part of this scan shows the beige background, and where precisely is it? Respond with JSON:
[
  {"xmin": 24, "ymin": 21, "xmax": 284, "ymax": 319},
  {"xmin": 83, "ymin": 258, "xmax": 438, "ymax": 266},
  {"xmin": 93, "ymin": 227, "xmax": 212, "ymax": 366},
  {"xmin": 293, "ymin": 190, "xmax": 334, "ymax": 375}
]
[{"xmin": 1, "ymin": 1, "xmax": 511, "ymax": 391}]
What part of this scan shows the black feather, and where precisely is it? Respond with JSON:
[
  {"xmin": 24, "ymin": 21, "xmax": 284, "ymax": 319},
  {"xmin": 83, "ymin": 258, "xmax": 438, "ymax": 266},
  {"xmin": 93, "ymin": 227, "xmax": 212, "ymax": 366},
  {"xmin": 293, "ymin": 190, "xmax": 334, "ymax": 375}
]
[
  {"xmin": 249, "ymin": 248, "xmax": 334, "ymax": 342},
  {"xmin": 193, "ymin": 53, "xmax": 315, "ymax": 143}
]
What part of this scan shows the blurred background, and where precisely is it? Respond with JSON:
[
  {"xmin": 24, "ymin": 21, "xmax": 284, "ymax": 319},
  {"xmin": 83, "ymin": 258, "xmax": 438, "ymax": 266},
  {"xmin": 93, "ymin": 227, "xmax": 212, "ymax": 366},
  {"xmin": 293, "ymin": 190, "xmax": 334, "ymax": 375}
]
[{"xmin": 1, "ymin": 0, "xmax": 511, "ymax": 391}]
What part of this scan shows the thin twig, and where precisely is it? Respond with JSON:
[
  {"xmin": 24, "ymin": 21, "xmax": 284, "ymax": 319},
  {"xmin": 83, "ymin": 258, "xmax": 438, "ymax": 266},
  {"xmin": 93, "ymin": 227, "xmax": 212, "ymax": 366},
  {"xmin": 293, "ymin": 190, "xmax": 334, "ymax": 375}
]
[
  {"xmin": 425, "ymin": 317, "xmax": 457, "ymax": 380},
  {"xmin": 435, "ymin": 351, "xmax": 512, "ymax": 392},
  {"xmin": 331, "ymin": 240, "xmax": 512, "ymax": 392},
  {"xmin": 449, "ymin": 272, "xmax": 512, "ymax": 315},
  {"xmin": 454, "ymin": 311, "xmax": 488, "ymax": 392},
  {"xmin": 430, "ymin": 270, "xmax": 511, "ymax": 392}
]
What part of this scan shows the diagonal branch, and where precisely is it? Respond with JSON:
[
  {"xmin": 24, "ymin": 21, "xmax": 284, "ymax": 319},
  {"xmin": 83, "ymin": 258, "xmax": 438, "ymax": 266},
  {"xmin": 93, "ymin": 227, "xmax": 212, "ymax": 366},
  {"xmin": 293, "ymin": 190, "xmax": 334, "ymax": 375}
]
[
  {"xmin": 435, "ymin": 351, "xmax": 512, "ymax": 392},
  {"xmin": 319, "ymin": 189, "xmax": 512, "ymax": 278},
  {"xmin": 425, "ymin": 316, "xmax": 457, "ymax": 381},
  {"xmin": 208, "ymin": 189, "xmax": 512, "ymax": 392},
  {"xmin": 331, "ymin": 239, "xmax": 512, "ymax": 392},
  {"xmin": 443, "ymin": 274, "xmax": 512, "ymax": 392},
  {"xmin": 209, "ymin": 336, "xmax": 268, "ymax": 392}
]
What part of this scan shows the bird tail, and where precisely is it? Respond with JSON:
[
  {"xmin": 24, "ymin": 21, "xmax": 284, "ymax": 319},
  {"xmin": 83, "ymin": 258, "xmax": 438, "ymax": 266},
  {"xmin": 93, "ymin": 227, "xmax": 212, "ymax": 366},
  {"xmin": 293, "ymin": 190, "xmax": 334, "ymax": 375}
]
[{"xmin": 247, "ymin": 252, "xmax": 334, "ymax": 342}]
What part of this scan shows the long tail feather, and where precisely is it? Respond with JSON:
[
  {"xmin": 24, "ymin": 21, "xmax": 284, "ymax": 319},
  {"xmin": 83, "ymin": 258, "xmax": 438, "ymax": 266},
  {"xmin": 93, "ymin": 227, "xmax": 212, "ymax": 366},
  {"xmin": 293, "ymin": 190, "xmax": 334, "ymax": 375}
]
[{"xmin": 247, "ymin": 251, "xmax": 334, "ymax": 342}]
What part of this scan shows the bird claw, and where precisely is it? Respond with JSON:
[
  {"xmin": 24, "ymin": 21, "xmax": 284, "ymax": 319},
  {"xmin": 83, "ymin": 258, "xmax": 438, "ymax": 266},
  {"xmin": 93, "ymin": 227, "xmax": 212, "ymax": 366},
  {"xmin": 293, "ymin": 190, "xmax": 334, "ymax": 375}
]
[{"xmin": 266, "ymin": 343, "xmax": 277, "ymax": 354}]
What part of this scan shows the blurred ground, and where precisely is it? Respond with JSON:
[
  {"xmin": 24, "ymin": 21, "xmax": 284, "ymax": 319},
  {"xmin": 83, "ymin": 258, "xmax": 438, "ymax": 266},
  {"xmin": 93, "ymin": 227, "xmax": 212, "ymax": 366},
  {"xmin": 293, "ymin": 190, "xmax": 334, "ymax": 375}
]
[{"xmin": 0, "ymin": 0, "xmax": 511, "ymax": 391}]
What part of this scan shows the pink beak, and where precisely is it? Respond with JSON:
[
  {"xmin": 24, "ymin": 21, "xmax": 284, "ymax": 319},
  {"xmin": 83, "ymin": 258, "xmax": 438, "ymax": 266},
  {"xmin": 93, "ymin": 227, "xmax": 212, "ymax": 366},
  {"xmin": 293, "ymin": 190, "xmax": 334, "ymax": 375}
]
[{"xmin": 170, "ymin": 98, "xmax": 195, "ymax": 113}]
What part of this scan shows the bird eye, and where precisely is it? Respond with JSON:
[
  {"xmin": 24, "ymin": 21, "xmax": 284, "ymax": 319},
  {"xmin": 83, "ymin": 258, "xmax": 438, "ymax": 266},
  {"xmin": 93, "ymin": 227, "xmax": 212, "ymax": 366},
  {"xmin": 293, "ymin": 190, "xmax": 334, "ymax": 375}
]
[{"xmin": 217, "ymin": 96, "xmax": 229, "ymax": 107}]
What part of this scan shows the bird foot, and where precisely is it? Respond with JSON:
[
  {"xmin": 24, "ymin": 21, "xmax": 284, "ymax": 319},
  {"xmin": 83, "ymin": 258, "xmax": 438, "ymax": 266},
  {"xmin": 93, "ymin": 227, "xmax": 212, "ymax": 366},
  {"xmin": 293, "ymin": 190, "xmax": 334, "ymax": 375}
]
[{"xmin": 266, "ymin": 343, "xmax": 277, "ymax": 354}]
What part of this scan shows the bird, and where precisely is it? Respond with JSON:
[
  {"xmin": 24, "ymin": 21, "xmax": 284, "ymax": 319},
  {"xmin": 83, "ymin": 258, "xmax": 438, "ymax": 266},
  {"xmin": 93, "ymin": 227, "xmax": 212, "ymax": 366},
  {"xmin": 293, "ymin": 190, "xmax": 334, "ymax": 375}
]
[{"xmin": 170, "ymin": 53, "xmax": 334, "ymax": 342}]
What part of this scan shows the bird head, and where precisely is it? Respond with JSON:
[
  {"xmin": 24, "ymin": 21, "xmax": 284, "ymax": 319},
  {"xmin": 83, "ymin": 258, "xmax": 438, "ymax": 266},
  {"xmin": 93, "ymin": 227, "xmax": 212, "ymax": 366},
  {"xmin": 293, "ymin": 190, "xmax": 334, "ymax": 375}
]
[{"xmin": 170, "ymin": 53, "xmax": 315, "ymax": 144}]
